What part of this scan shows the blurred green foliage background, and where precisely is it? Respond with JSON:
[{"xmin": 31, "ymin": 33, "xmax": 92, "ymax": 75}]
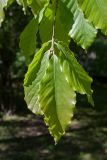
[{"xmin": 0, "ymin": 2, "xmax": 107, "ymax": 160}]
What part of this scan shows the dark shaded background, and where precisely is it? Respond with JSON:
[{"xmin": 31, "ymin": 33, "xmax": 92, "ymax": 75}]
[{"xmin": 0, "ymin": 3, "xmax": 107, "ymax": 160}]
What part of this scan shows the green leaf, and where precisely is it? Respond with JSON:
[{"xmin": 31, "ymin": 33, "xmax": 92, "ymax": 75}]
[
  {"xmin": 24, "ymin": 51, "xmax": 50, "ymax": 115},
  {"xmin": 59, "ymin": 0, "xmax": 73, "ymax": 32},
  {"xmin": 0, "ymin": 0, "xmax": 9, "ymax": 26},
  {"xmin": 0, "ymin": 0, "xmax": 14, "ymax": 26},
  {"xmin": 0, "ymin": 1, "xmax": 4, "ymax": 26},
  {"xmin": 39, "ymin": 7, "xmax": 53, "ymax": 42},
  {"xmin": 24, "ymin": 41, "xmax": 50, "ymax": 86},
  {"xmin": 39, "ymin": 54, "xmax": 76, "ymax": 143},
  {"xmin": 7, "ymin": 0, "xmax": 14, "ymax": 7},
  {"xmin": 60, "ymin": 0, "xmax": 97, "ymax": 49},
  {"xmin": 29, "ymin": 0, "xmax": 48, "ymax": 17},
  {"xmin": 77, "ymin": 0, "xmax": 107, "ymax": 35},
  {"xmin": 0, "ymin": 0, "xmax": 8, "ymax": 7},
  {"xmin": 24, "ymin": 41, "xmax": 94, "ymax": 143},
  {"xmin": 57, "ymin": 42, "xmax": 94, "ymax": 106},
  {"xmin": 17, "ymin": 0, "xmax": 48, "ymax": 15},
  {"xmin": 38, "ymin": 1, "xmax": 49, "ymax": 23},
  {"xmin": 19, "ymin": 18, "xmax": 38, "ymax": 65},
  {"xmin": 39, "ymin": 6, "xmax": 70, "ymax": 44},
  {"xmin": 24, "ymin": 42, "xmax": 50, "ymax": 114}
]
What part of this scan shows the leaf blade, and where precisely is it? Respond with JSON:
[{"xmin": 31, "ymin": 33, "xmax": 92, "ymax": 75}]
[
  {"xmin": 39, "ymin": 6, "xmax": 70, "ymax": 44},
  {"xmin": 60, "ymin": 0, "xmax": 97, "ymax": 49},
  {"xmin": 57, "ymin": 42, "xmax": 94, "ymax": 106},
  {"xmin": 39, "ymin": 54, "xmax": 76, "ymax": 143},
  {"xmin": 77, "ymin": 0, "xmax": 107, "ymax": 34},
  {"xmin": 24, "ymin": 51, "xmax": 50, "ymax": 115},
  {"xmin": 19, "ymin": 18, "xmax": 38, "ymax": 65},
  {"xmin": 24, "ymin": 41, "xmax": 50, "ymax": 86}
]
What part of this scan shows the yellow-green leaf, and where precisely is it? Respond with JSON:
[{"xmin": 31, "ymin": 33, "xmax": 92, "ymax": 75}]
[
  {"xmin": 57, "ymin": 42, "xmax": 94, "ymax": 106},
  {"xmin": 77, "ymin": 0, "xmax": 107, "ymax": 35},
  {"xmin": 39, "ymin": 54, "xmax": 76, "ymax": 143}
]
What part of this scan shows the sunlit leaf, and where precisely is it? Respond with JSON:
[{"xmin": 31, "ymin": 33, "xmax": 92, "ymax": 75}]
[
  {"xmin": 39, "ymin": 6, "xmax": 70, "ymax": 44},
  {"xmin": 78, "ymin": 0, "xmax": 107, "ymax": 34},
  {"xmin": 24, "ymin": 42, "xmax": 50, "ymax": 114},
  {"xmin": 39, "ymin": 53, "xmax": 76, "ymax": 143},
  {"xmin": 57, "ymin": 42, "xmax": 94, "ymax": 106},
  {"xmin": 60, "ymin": 0, "xmax": 97, "ymax": 49},
  {"xmin": 24, "ymin": 52, "xmax": 50, "ymax": 115},
  {"xmin": 0, "ymin": 1, "xmax": 4, "ymax": 26},
  {"xmin": 24, "ymin": 42, "xmax": 50, "ymax": 86}
]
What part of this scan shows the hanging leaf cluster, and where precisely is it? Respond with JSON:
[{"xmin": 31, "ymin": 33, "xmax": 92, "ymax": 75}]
[
  {"xmin": 1, "ymin": 0, "xmax": 107, "ymax": 143},
  {"xmin": 24, "ymin": 41, "xmax": 93, "ymax": 143}
]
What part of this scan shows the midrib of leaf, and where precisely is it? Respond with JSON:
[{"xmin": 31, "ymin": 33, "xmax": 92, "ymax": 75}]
[
  {"xmin": 53, "ymin": 55, "xmax": 63, "ymax": 131},
  {"xmin": 42, "ymin": 55, "xmax": 64, "ymax": 133}
]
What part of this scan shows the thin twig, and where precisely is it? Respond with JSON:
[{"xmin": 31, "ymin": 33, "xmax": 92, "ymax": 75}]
[{"xmin": 51, "ymin": 0, "xmax": 58, "ymax": 54}]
